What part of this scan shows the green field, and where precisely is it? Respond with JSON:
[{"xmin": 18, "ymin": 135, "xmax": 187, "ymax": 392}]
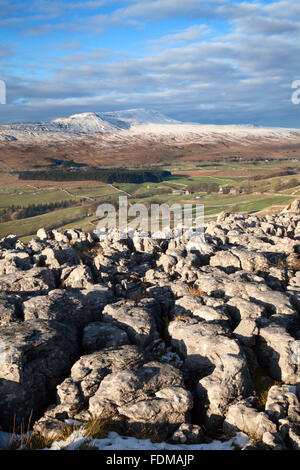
[{"xmin": 0, "ymin": 159, "xmax": 299, "ymax": 241}]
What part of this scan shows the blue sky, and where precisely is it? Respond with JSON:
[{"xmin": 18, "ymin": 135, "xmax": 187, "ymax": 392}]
[{"xmin": 0, "ymin": 0, "xmax": 299, "ymax": 126}]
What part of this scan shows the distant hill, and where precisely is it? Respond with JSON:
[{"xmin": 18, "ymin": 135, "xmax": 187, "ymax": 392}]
[{"xmin": 0, "ymin": 108, "xmax": 300, "ymax": 170}]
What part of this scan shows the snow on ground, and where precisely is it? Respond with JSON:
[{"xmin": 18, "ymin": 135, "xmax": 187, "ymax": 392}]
[
  {"xmin": 99, "ymin": 108, "xmax": 180, "ymax": 126},
  {"xmin": 1, "ymin": 109, "xmax": 300, "ymax": 145},
  {"xmin": 0, "ymin": 431, "xmax": 26, "ymax": 450},
  {"xmin": 48, "ymin": 430, "xmax": 251, "ymax": 451},
  {"xmin": 0, "ymin": 428, "xmax": 250, "ymax": 451},
  {"xmin": 123, "ymin": 123, "xmax": 300, "ymax": 144}
]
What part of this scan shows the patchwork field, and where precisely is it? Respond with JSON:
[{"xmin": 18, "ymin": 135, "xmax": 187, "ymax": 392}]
[{"xmin": 0, "ymin": 158, "xmax": 299, "ymax": 240}]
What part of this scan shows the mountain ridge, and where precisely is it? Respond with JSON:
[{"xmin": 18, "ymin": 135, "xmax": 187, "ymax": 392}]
[
  {"xmin": 1, "ymin": 108, "xmax": 300, "ymax": 143},
  {"xmin": 1, "ymin": 108, "xmax": 300, "ymax": 170}
]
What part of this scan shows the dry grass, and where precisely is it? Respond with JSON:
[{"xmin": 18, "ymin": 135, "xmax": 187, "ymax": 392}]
[
  {"xmin": 17, "ymin": 432, "xmax": 55, "ymax": 451},
  {"xmin": 273, "ymin": 258, "xmax": 287, "ymax": 270},
  {"xmin": 287, "ymin": 254, "xmax": 300, "ymax": 273},
  {"xmin": 8, "ymin": 417, "xmax": 80, "ymax": 450},
  {"xmin": 273, "ymin": 254, "xmax": 300, "ymax": 273},
  {"xmin": 83, "ymin": 417, "xmax": 168, "ymax": 444},
  {"xmin": 75, "ymin": 440, "xmax": 97, "ymax": 450},
  {"xmin": 126, "ymin": 426, "xmax": 167, "ymax": 443},
  {"xmin": 246, "ymin": 353, "xmax": 282, "ymax": 411},
  {"xmin": 83, "ymin": 417, "xmax": 121, "ymax": 440},
  {"xmin": 255, "ymin": 380, "xmax": 281, "ymax": 411},
  {"xmin": 173, "ymin": 314, "xmax": 191, "ymax": 321},
  {"xmin": 188, "ymin": 286, "xmax": 205, "ymax": 297}
]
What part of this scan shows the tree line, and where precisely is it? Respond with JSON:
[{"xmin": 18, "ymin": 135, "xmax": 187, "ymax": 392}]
[
  {"xmin": 18, "ymin": 168, "xmax": 172, "ymax": 184},
  {"xmin": 0, "ymin": 200, "xmax": 80, "ymax": 222}
]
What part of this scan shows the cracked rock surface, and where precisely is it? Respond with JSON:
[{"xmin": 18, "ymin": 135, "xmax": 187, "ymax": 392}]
[{"xmin": 0, "ymin": 207, "xmax": 299, "ymax": 449}]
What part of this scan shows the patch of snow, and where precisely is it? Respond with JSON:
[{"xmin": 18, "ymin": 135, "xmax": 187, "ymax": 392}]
[
  {"xmin": 1, "ymin": 109, "xmax": 299, "ymax": 145},
  {"xmin": 99, "ymin": 108, "xmax": 180, "ymax": 126},
  {"xmin": 160, "ymin": 347, "xmax": 184, "ymax": 368},
  {"xmin": 0, "ymin": 431, "xmax": 29, "ymax": 450},
  {"xmin": 43, "ymin": 429, "xmax": 250, "ymax": 451},
  {"xmin": 52, "ymin": 112, "xmax": 119, "ymax": 134}
]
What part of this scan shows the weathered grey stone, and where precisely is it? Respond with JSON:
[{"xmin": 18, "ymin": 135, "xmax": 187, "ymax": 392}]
[
  {"xmin": 82, "ymin": 322, "xmax": 129, "ymax": 352},
  {"xmin": 171, "ymin": 423, "xmax": 204, "ymax": 444},
  {"xmin": 61, "ymin": 265, "xmax": 94, "ymax": 289},
  {"xmin": 197, "ymin": 354, "xmax": 253, "ymax": 431},
  {"xmin": 256, "ymin": 320, "xmax": 299, "ymax": 384},
  {"xmin": 79, "ymin": 284, "xmax": 114, "ymax": 317},
  {"xmin": 33, "ymin": 414, "xmax": 68, "ymax": 441},
  {"xmin": 51, "ymin": 230, "xmax": 70, "ymax": 244},
  {"xmin": 172, "ymin": 295, "xmax": 203, "ymax": 318},
  {"xmin": 41, "ymin": 245, "xmax": 80, "ymax": 269},
  {"xmin": 194, "ymin": 274, "xmax": 225, "ymax": 297},
  {"xmin": 191, "ymin": 305, "xmax": 229, "ymax": 323},
  {"xmin": 0, "ymin": 293, "xmax": 23, "ymax": 325},
  {"xmin": 37, "ymin": 228, "xmax": 49, "ymax": 240},
  {"xmin": 210, "ymin": 251, "xmax": 241, "ymax": 273},
  {"xmin": 173, "ymin": 294, "xmax": 229, "ymax": 322},
  {"xmin": 167, "ymin": 318, "xmax": 237, "ymax": 373},
  {"xmin": 89, "ymin": 361, "xmax": 185, "ymax": 421},
  {"xmin": 0, "ymin": 267, "xmax": 56, "ymax": 296},
  {"xmin": 233, "ymin": 319, "xmax": 259, "ymax": 347},
  {"xmin": 118, "ymin": 386, "xmax": 192, "ymax": 430},
  {"xmin": 102, "ymin": 299, "xmax": 159, "ymax": 347},
  {"xmin": 234, "ymin": 249, "xmax": 269, "ymax": 273},
  {"xmin": 282, "ymin": 199, "xmax": 300, "ymax": 213},
  {"xmin": 250, "ymin": 291, "xmax": 296, "ymax": 317},
  {"xmin": 202, "ymin": 296, "xmax": 225, "ymax": 308},
  {"xmin": 0, "ymin": 251, "xmax": 32, "ymax": 274},
  {"xmin": 266, "ymin": 385, "xmax": 299, "ymax": 419},
  {"xmin": 23, "ymin": 290, "xmax": 94, "ymax": 329},
  {"xmin": 34, "ymin": 345, "xmax": 146, "ymax": 430},
  {"xmin": 288, "ymin": 427, "xmax": 300, "ymax": 450},
  {"xmin": 0, "ymin": 319, "xmax": 78, "ymax": 431},
  {"xmin": 0, "ymin": 234, "xmax": 20, "ymax": 250},
  {"xmin": 223, "ymin": 400, "xmax": 277, "ymax": 439},
  {"xmin": 157, "ymin": 254, "xmax": 177, "ymax": 274},
  {"xmin": 69, "ymin": 346, "xmax": 146, "ymax": 409},
  {"xmin": 262, "ymin": 432, "xmax": 286, "ymax": 450},
  {"xmin": 2, "ymin": 210, "xmax": 300, "ymax": 441},
  {"xmin": 226, "ymin": 296, "xmax": 265, "ymax": 323}
]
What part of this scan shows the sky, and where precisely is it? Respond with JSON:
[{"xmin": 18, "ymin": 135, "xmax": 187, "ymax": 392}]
[{"xmin": 0, "ymin": 0, "xmax": 299, "ymax": 127}]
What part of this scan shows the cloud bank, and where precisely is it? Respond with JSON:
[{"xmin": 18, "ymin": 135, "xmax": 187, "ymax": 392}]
[{"xmin": 0, "ymin": 0, "xmax": 299, "ymax": 127}]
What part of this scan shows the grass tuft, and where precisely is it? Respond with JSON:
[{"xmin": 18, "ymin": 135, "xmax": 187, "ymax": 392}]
[
  {"xmin": 246, "ymin": 353, "xmax": 282, "ymax": 411},
  {"xmin": 83, "ymin": 417, "xmax": 120, "ymax": 439},
  {"xmin": 188, "ymin": 286, "xmax": 205, "ymax": 297}
]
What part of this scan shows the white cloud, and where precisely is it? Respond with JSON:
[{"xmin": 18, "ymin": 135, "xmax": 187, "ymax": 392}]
[
  {"xmin": 1, "ymin": 1, "xmax": 300, "ymax": 127},
  {"xmin": 147, "ymin": 25, "xmax": 210, "ymax": 46}
]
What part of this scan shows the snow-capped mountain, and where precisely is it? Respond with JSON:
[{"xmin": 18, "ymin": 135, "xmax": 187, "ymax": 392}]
[
  {"xmin": 0, "ymin": 108, "xmax": 300, "ymax": 151},
  {"xmin": 52, "ymin": 112, "xmax": 121, "ymax": 134},
  {"xmin": 0, "ymin": 109, "xmax": 179, "ymax": 142},
  {"xmin": 98, "ymin": 108, "xmax": 180, "ymax": 126}
]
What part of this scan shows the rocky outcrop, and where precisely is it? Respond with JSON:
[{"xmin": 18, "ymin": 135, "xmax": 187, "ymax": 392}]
[
  {"xmin": 223, "ymin": 399, "xmax": 277, "ymax": 440},
  {"xmin": 0, "ymin": 209, "xmax": 299, "ymax": 448},
  {"xmin": 0, "ymin": 319, "xmax": 78, "ymax": 431}
]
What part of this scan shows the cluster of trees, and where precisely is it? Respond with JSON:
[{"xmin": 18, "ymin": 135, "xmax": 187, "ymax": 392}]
[
  {"xmin": 249, "ymin": 170, "xmax": 295, "ymax": 181},
  {"xmin": 18, "ymin": 168, "xmax": 171, "ymax": 184},
  {"xmin": 0, "ymin": 200, "xmax": 79, "ymax": 222}
]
